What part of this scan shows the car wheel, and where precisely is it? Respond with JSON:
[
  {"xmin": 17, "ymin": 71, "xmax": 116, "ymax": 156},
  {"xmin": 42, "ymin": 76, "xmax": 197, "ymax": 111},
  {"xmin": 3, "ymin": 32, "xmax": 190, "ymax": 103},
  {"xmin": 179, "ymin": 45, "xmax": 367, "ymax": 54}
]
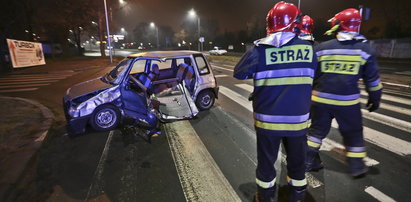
[
  {"xmin": 90, "ymin": 105, "xmax": 120, "ymax": 131},
  {"xmin": 196, "ymin": 90, "xmax": 215, "ymax": 110}
]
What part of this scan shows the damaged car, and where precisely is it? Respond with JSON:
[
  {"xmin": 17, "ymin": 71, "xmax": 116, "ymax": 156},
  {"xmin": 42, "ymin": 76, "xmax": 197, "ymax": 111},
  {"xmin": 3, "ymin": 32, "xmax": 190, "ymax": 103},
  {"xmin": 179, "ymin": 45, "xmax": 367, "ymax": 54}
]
[{"xmin": 63, "ymin": 51, "xmax": 219, "ymax": 135}]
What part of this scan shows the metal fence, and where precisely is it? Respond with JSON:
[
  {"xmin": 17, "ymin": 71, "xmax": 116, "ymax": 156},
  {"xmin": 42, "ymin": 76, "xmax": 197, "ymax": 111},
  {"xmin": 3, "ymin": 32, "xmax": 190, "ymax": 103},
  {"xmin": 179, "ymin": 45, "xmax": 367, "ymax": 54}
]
[{"xmin": 370, "ymin": 38, "xmax": 411, "ymax": 58}]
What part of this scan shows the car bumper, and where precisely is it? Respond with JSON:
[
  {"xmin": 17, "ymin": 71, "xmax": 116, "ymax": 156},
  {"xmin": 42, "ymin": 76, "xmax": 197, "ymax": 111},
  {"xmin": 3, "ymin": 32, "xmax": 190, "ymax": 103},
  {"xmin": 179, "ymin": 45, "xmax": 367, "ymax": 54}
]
[
  {"xmin": 213, "ymin": 86, "xmax": 219, "ymax": 99},
  {"xmin": 66, "ymin": 115, "xmax": 90, "ymax": 135}
]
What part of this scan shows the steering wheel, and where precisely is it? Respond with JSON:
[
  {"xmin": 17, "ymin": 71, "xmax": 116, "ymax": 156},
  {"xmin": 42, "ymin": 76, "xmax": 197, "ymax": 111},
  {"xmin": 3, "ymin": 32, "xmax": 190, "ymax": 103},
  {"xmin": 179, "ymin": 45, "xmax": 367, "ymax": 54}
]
[{"xmin": 128, "ymin": 75, "xmax": 147, "ymax": 92}]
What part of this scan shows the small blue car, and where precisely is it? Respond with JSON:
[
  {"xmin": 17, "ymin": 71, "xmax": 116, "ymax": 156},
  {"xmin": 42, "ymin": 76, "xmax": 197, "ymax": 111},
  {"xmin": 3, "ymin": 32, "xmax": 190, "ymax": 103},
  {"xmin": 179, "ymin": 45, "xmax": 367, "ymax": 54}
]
[{"xmin": 63, "ymin": 51, "xmax": 219, "ymax": 135}]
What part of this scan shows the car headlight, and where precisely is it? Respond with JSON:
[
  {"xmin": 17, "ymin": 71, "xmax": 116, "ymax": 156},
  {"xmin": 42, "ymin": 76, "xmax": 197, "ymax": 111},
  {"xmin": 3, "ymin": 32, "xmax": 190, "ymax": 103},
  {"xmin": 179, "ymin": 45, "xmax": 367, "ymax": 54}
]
[{"xmin": 68, "ymin": 106, "xmax": 78, "ymax": 117}]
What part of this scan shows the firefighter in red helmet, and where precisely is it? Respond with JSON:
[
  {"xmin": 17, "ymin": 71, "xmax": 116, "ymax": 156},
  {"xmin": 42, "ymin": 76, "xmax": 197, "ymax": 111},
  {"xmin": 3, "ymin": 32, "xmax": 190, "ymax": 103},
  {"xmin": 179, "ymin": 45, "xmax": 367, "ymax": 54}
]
[
  {"xmin": 234, "ymin": 1, "xmax": 317, "ymax": 201},
  {"xmin": 306, "ymin": 8, "xmax": 382, "ymax": 177},
  {"xmin": 299, "ymin": 15, "xmax": 315, "ymax": 43}
]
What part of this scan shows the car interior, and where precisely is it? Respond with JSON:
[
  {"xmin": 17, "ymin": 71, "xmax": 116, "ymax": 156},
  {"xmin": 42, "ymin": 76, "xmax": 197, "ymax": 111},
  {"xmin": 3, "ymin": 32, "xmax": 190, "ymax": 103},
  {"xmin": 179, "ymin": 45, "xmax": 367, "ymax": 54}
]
[{"xmin": 128, "ymin": 57, "xmax": 198, "ymax": 119}]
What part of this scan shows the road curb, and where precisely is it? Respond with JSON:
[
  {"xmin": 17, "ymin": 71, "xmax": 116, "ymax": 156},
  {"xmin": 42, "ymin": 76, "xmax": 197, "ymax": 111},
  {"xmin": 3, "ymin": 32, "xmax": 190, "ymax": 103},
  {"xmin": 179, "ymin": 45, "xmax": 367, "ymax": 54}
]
[
  {"xmin": 164, "ymin": 120, "xmax": 242, "ymax": 202},
  {"xmin": 0, "ymin": 96, "xmax": 54, "ymax": 201}
]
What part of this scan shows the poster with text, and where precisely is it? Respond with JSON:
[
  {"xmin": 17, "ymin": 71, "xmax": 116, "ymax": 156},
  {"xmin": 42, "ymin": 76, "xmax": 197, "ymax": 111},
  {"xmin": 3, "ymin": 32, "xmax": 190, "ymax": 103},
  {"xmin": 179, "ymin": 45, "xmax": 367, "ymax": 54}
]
[{"xmin": 7, "ymin": 39, "xmax": 46, "ymax": 68}]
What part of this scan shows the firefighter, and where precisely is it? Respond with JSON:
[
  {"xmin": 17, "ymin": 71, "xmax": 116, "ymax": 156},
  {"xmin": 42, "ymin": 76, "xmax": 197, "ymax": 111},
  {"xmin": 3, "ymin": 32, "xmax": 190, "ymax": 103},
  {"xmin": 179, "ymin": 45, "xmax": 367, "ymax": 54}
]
[
  {"xmin": 298, "ymin": 15, "xmax": 315, "ymax": 44},
  {"xmin": 233, "ymin": 2, "xmax": 317, "ymax": 201},
  {"xmin": 305, "ymin": 8, "xmax": 382, "ymax": 177}
]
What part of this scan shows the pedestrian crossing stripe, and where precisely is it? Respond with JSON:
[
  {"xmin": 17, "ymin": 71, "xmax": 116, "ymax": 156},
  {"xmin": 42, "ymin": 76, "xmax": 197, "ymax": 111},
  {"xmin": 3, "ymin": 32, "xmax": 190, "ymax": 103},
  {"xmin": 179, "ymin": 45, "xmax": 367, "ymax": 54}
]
[{"xmin": 0, "ymin": 71, "xmax": 79, "ymax": 93}]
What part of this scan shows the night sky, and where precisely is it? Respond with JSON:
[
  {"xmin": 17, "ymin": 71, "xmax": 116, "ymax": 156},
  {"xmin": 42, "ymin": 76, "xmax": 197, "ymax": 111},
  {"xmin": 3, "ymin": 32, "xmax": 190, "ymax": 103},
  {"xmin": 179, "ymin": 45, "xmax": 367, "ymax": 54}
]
[{"xmin": 115, "ymin": 0, "xmax": 410, "ymax": 38}]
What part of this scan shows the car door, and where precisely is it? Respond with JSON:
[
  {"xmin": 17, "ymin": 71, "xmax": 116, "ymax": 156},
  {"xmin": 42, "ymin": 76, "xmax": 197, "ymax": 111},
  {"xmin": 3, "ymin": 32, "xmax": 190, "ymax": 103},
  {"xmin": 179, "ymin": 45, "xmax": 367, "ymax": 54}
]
[
  {"xmin": 120, "ymin": 58, "xmax": 150, "ymax": 118},
  {"xmin": 192, "ymin": 54, "xmax": 215, "ymax": 92},
  {"xmin": 152, "ymin": 79, "xmax": 199, "ymax": 121}
]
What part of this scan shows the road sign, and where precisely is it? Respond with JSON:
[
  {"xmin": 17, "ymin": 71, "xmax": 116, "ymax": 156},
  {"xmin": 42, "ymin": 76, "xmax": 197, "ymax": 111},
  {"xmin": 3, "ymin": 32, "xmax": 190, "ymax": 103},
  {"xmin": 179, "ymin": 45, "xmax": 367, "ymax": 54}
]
[
  {"xmin": 199, "ymin": 37, "xmax": 205, "ymax": 43},
  {"xmin": 6, "ymin": 39, "xmax": 45, "ymax": 68}
]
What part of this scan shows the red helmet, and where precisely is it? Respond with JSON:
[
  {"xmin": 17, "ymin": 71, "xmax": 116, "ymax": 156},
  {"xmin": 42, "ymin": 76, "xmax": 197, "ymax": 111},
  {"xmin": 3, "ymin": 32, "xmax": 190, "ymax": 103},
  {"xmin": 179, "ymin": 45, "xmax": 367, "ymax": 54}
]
[
  {"xmin": 328, "ymin": 8, "xmax": 361, "ymax": 32},
  {"xmin": 266, "ymin": 1, "xmax": 302, "ymax": 34},
  {"xmin": 300, "ymin": 15, "xmax": 314, "ymax": 34}
]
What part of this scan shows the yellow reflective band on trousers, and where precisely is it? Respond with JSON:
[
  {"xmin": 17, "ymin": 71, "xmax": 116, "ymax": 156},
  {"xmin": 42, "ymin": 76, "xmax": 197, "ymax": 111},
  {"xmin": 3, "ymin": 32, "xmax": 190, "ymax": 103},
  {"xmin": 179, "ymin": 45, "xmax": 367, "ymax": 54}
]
[
  {"xmin": 319, "ymin": 55, "xmax": 367, "ymax": 65},
  {"xmin": 307, "ymin": 140, "xmax": 321, "ymax": 148},
  {"xmin": 255, "ymin": 120, "xmax": 309, "ymax": 131},
  {"xmin": 256, "ymin": 177, "xmax": 276, "ymax": 189},
  {"xmin": 368, "ymin": 83, "xmax": 383, "ymax": 91},
  {"xmin": 346, "ymin": 152, "xmax": 367, "ymax": 158},
  {"xmin": 312, "ymin": 95, "xmax": 360, "ymax": 106},
  {"xmin": 255, "ymin": 77, "xmax": 313, "ymax": 87},
  {"xmin": 287, "ymin": 176, "xmax": 307, "ymax": 187}
]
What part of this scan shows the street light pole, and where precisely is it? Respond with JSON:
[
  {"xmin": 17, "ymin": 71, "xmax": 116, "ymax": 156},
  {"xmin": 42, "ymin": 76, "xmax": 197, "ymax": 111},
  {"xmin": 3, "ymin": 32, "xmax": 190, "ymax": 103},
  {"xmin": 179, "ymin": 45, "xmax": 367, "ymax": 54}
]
[
  {"xmin": 197, "ymin": 17, "xmax": 201, "ymax": 52},
  {"xmin": 103, "ymin": 0, "xmax": 113, "ymax": 63},
  {"xmin": 150, "ymin": 22, "xmax": 160, "ymax": 49},
  {"xmin": 156, "ymin": 27, "xmax": 159, "ymax": 49},
  {"xmin": 188, "ymin": 9, "xmax": 202, "ymax": 52}
]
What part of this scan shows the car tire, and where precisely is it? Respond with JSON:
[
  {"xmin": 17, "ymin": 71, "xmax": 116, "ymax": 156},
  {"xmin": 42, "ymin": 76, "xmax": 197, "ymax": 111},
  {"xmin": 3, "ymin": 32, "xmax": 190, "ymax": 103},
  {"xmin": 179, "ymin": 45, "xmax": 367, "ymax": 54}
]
[
  {"xmin": 90, "ymin": 104, "xmax": 120, "ymax": 132},
  {"xmin": 196, "ymin": 90, "xmax": 215, "ymax": 111}
]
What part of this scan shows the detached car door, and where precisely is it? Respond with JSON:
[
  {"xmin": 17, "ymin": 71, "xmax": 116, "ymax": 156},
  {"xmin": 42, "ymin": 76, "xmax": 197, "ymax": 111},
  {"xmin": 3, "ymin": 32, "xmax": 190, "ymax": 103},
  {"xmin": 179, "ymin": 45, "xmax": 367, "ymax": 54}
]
[{"xmin": 152, "ymin": 74, "xmax": 199, "ymax": 120}]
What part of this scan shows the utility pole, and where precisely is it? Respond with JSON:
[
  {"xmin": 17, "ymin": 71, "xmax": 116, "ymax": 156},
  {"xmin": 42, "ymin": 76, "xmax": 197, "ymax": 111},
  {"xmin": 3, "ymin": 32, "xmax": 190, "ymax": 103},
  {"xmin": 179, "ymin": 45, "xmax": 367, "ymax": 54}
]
[{"xmin": 103, "ymin": 0, "xmax": 113, "ymax": 63}]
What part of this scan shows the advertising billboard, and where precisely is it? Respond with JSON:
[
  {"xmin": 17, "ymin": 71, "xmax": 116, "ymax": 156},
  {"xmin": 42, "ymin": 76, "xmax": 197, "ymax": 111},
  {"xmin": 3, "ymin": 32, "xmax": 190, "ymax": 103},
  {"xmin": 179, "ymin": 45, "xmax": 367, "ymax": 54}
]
[{"xmin": 6, "ymin": 39, "xmax": 46, "ymax": 68}]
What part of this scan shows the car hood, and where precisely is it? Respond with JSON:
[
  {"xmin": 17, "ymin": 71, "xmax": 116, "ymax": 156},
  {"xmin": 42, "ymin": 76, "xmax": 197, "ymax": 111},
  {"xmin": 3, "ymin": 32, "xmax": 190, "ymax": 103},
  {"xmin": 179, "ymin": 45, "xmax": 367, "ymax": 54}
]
[{"xmin": 65, "ymin": 77, "xmax": 114, "ymax": 101}]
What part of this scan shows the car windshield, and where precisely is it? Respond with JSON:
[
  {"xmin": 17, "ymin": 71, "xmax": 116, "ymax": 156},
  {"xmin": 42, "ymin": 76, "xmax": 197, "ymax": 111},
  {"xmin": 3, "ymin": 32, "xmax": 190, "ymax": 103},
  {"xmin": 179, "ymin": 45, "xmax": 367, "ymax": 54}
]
[{"xmin": 104, "ymin": 59, "xmax": 132, "ymax": 84}]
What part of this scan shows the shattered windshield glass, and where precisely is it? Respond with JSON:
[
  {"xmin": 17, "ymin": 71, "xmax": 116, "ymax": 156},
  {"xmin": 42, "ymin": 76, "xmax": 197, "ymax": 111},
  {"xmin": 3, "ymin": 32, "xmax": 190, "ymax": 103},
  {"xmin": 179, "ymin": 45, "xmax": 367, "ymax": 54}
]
[{"xmin": 104, "ymin": 59, "xmax": 132, "ymax": 84}]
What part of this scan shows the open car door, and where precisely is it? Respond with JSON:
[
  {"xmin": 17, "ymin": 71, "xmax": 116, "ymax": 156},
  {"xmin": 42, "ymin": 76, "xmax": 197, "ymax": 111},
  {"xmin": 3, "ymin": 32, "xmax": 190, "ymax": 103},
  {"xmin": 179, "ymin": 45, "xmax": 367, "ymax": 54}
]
[{"xmin": 152, "ymin": 82, "xmax": 199, "ymax": 121}]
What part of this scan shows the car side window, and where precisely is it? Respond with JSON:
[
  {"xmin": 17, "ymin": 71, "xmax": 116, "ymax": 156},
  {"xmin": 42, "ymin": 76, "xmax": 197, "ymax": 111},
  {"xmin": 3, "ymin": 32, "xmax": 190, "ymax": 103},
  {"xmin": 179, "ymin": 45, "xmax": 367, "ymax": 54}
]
[
  {"xmin": 194, "ymin": 55, "xmax": 210, "ymax": 75},
  {"xmin": 130, "ymin": 59, "xmax": 147, "ymax": 74},
  {"xmin": 152, "ymin": 59, "xmax": 172, "ymax": 70}
]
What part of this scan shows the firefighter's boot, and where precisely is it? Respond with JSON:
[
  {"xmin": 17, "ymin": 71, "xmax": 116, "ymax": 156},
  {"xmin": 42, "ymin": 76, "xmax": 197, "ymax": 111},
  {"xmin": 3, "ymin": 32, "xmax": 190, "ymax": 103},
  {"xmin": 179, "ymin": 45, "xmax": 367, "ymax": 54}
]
[
  {"xmin": 347, "ymin": 157, "xmax": 368, "ymax": 177},
  {"xmin": 253, "ymin": 185, "xmax": 276, "ymax": 202},
  {"xmin": 288, "ymin": 185, "xmax": 306, "ymax": 202},
  {"xmin": 305, "ymin": 147, "xmax": 323, "ymax": 172}
]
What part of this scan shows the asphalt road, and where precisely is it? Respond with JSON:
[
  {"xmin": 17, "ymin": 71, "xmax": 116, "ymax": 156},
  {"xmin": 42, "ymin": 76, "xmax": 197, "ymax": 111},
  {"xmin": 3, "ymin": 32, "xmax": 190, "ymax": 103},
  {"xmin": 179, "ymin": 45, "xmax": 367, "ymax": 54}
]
[{"xmin": 0, "ymin": 56, "xmax": 410, "ymax": 202}]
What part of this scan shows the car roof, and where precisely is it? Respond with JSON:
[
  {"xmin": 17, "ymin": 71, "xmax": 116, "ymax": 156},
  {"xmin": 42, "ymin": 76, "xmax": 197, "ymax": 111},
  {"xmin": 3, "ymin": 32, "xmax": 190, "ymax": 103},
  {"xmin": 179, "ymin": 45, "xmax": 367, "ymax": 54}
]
[{"xmin": 128, "ymin": 50, "xmax": 202, "ymax": 59}]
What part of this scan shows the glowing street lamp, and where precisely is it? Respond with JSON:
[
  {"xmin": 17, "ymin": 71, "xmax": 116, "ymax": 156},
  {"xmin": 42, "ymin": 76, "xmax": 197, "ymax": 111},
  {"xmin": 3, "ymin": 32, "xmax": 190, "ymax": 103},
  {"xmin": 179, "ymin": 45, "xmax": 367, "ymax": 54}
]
[
  {"xmin": 188, "ymin": 8, "xmax": 201, "ymax": 51},
  {"xmin": 150, "ymin": 22, "xmax": 160, "ymax": 48}
]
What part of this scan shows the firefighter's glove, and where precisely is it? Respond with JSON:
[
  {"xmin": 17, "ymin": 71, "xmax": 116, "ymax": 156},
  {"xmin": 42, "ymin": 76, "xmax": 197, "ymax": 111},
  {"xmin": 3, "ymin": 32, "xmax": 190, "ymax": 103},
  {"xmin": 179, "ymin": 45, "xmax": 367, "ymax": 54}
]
[
  {"xmin": 366, "ymin": 99, "xmax": 379, "ymax": 112},
  {"xmin": 248, "ymin": 92, "xmax": 254, "ymax": 101}
]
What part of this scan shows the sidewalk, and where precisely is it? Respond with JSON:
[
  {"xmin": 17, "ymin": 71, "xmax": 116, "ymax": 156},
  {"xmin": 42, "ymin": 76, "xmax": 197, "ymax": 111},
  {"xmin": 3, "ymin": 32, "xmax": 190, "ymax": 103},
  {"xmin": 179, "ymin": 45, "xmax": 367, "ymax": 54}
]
[{"xmin": 0, "ymin": 96, "xmax": 54, "ymax": 201}]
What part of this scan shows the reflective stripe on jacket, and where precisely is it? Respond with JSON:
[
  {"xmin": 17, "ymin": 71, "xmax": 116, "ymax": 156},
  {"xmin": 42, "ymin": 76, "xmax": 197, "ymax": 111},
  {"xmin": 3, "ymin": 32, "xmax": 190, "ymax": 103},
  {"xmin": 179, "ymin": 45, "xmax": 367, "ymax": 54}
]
[
  {"xmin": 234, "ymin": 36, "xmax": 317, "ymax": 136},
  {"xmin": 312, "ymin": 39, "xmax": 382, "ymax": 106}
]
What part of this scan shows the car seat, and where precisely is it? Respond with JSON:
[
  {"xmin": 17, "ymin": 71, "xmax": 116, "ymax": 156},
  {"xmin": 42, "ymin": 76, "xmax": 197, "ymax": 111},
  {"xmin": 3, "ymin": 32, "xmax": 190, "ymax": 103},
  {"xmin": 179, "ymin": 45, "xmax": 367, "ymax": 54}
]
[
  {"xmin": 148, "ymin": 64, "xmax": 160, "ymax": 81},
  {"xmin": 176, "ymin": 63, "xmax": 188, "ymax": 82},
  {"xmin": 184, "ymin": 65, "xmax": 196, "ymax": 95}
]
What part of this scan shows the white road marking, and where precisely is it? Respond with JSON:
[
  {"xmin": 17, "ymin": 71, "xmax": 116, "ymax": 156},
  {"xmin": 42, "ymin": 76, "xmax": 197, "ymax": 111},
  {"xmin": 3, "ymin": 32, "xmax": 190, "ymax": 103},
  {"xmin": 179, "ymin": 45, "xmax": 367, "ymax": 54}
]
[
  {"xmin": 0, "ymin": 88, "xmax": 38, "ymax": 93},
  {"xmin": 2, "ymin": 74, "xmax": 72, "ymax": 78},
  {"xmin": 165, "ymin": 120, "xmax": 241, "ymax": 201},
  {"xmin": 280, "ymin": 153, "xmax": 324, "ymax": 188},
  {"xmin": 214, "ymin": 74, "xmax": 229, "ymax": 78},
  {"xmin": 86, "ymin": 131, "xmax": 115, "ymax": 201},
  {"xmin": 220, "ymin": 86, "xmax": 322, "ymax": 188},
  {"xmin": 0, "ymin": 80, "xmax": 60, "ymax": 85},
  {"xmin": 361, "ymin": 109, "xmax": 411, "ymax": 133},
  {"xmin": 331, "ymin": 120, "xmax": 411, "ymax": 156},
  {"xmin": 382, "ymin": 82, "xmax": 409, "ymax": 88},
  {"xmin": 361, "ymin": 91, "xmax": 411, "ymax": 106},
  {"xmin": 213, "ymin": 65, "xmax": 234, "ymax": 72},
  {"xmin": 235, "ymin": 83, "xmax": 253, "ymax": 92},
  {"xmin": 0, "ymin": 83, "xmax": 50, "ymax": 89},
  {"xmin": 364, "ymin": 186, "xmax": 396, "ymax": 202},
  {"xmin": 359, "ymin": 98, "xmax": 410, "ymax": 116},
  {"xmin": 359, "ymin": 84, "xmax": 411, "ymax": 98},
  {"xmin": 220, "ymin": 86, "xmax": 252, "ymax": 111},
  {"xmin": 321, "ymin": 137, "xmax": 380, "ymax": 167},
  {"xmin": 0, "ymin": 78, "xmax": 66, "ymax": 82}
]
